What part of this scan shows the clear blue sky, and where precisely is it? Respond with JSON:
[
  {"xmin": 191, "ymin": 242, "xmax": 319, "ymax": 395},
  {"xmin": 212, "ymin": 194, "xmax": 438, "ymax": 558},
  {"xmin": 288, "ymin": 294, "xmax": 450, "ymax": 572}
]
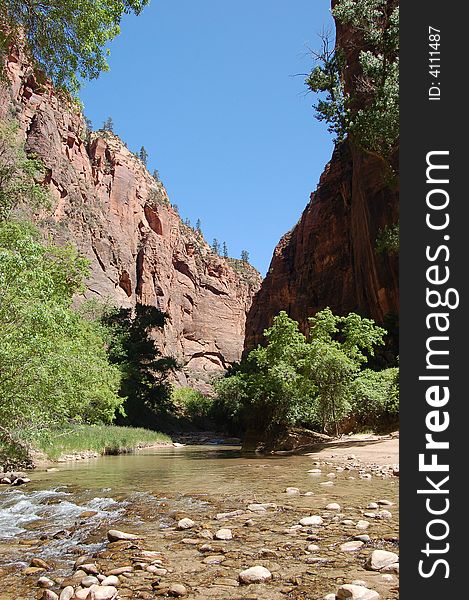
[{"xmin": 79, "ymin": 0, "xmax": 334, "ymax": 275}]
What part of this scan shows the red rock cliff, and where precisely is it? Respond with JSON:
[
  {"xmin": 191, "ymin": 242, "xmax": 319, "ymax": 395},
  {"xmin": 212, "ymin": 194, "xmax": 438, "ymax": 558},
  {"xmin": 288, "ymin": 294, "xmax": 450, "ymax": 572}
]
[
  {"xmin": 245, "ymin": 2, "xmax": 399, "ymax": 350},
  {"xmin": 0, "ymin": 51, "xmax": 261, "ymax": 390}
]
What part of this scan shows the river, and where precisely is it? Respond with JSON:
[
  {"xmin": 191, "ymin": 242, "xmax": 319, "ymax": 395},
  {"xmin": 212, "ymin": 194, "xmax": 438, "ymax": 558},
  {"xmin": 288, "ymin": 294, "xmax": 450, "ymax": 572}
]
[{"xmin": 0, "ymin": 444, "xmax": 399, "ymax": 599}]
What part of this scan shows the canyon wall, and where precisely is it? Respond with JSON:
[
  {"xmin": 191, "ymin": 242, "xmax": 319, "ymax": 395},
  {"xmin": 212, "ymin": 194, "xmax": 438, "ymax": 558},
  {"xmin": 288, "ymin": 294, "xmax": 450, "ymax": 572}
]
[
  {"xmin": 245, "ymin": 1, "xmax": 399, "ymax": 350},
  {"xmin": 0, "ymin": 51, "xmax": 261, "ymax": 390}
]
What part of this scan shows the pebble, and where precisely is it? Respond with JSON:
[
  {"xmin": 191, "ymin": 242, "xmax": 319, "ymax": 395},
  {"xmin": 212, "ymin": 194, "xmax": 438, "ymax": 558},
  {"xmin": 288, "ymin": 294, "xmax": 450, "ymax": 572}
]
[
  {"xmin": 88, "ymin": 585, "xmax": 118, "ymax": 600},
  {"xmin": 168, "ymin": 583, "xmax": 187, "ymax": 597},
  {"xmin": 37, "ymin": 577, "xmax": 54, "ymax": 588},
  {"xmin": 381, "ymin": 574, "xmax": 395, "ymax": 583},
  {"xmin": 216, "ymin": 510, "xmax": 244, "ymax": 520},
  {"xmin": 285, "ymin": 487, "xmax": 300, "ymax": 495},
  {"xmin": 101, "ymin": 575, "xmax": 120, "ymax": 586},
  {"xmin": 238, "ymin": 565, "xmax": 272, "ymax": 584},
  {"xmin": 377, "ymin": 499, "xmax": 393, "ymax": 506},
  {"xmin": 80, "ymin": 564, "xmax": 99, "ymax": 575},
  {"xmin": 107, "ymin": 529, "xmax": 140, "ymax": 542},
  {"xmin": 340, "ymin": 540, "xmax": 365, "ymax": 552},
  {"xmin": 146, "ymin": 566, "xmax": 167, "ymax": 576},
  {"xmin": 81, "ymin": 575, "xmax": 99, "ymax": 587},
  {"xmin": 307, "ymin": 544, "xmax": 320, "ymax": 552},
  {"xmin": 341, "ymin": 519, "xmax": 355, "ymax": 526},
  {"xmin": 325, "ymin": 503, "xmax": 341, "ymax": 511},
  {"xmin": 351, "ymin": 580, "xmax": 367, "ymax": 587},
  {"xmin": 31, "ymin": 558, "xmax": 51, "ymax": 570},
  {"xmin": 247, "ymin": 503, "xmax": 276, "ymax": 511},
  {"xmin": 177, "ymin": 518, "xmax": 195, "ymax": 530},
  {"xmin": 42, "ymin": 592, "xmax": 59, "ymax": 600},
  {"xmin": 367, "ymin": 503, "xmax": 379, "ymax": 510},
  {"xmin": 73, "ymin": 589, "xmax": 90, "ymax": 600},
  {"xmin": 336, "ymin": 584, "xmax": 380, "ymax": 599},
  {"xmin": 376, "ymin": 510, "xmax": 392, "ymax": 520},
  {"xmin": 107, "ymin": 566, "xmax": 133, "ymax": 575},
  {"xmin": 299, "ymin": 515, "xmax": 324, "ymax": 527},
  {"xmin": 320, "ymin": 481, "xmax": 334, "ymax": 486},
  {"xmin": 356, "ymin": 520, "xmax": 370, "ymax": 530},
  {"xmin": 59, "ymin": 588, "xmax": 74, "ymax": 600},
  {"xmin": 244, "ymin": 519, "xmax": 255, "ymax": 527},
  {"xmin": 365, "ymin": 549, "xmax": 399, "ymax": 571},
  {"xmin": 354, "ymin": 534, "xmax": 371, "ymax": 543},
  {"xmin": 324, "ymin": 595, "xmax": 336, "ymax": 600},
  {"xmin": 215, "ymin": 528, "xmax": 233, "ymax": 540},
  {"xmin": 308, "ymin": 469, "xmax": 322, "ymax": 474},
  {"xmin": 327, "ymin": 473, "xmax": 336, "ymax": 479},
  {"xmin": 203, "ymin": 554, "xmax": 226, "ymax": 565}
]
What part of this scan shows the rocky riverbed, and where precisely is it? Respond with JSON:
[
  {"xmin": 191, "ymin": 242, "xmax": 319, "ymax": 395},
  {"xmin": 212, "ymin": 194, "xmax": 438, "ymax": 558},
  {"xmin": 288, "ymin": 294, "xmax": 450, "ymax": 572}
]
[{"xmin": 0, "ymin": 439, "xmax": 399, "ymax": 599}]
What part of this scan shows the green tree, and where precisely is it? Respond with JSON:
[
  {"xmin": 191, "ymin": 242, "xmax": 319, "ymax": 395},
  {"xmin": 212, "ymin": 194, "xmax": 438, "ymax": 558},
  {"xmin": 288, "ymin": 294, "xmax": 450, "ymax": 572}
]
[
  {"xmin": 222, "ymin": 241, "xmax": 228, "ymax": 258},
  {"xmin": 212, "ymin": 238, "xmax": 220, "ymax": 255},
  {"xmin": 138, "ymin": 145, "xmax": 148, "ymax": 166},
  {"xmin": 350, "ymin": 367, "xmax": 399, "ymax": 428},
  {"xmin": 101, "ymin": 304, "xmax": 178, "ymax": 426},
  {"xmin": 306, "ymin": 0, "xmax": 399, "ymax": 159},
  {"xmin": 241, "ymin": 249, "xmax": 249, "ymax": 263},
  {"xmin": 195, "ymin": 218, "xmax": 202, "ymax": 234},
  {"xmin": 0, "ymin": 120, "xmax": 50, "ymax": 222},
  {"xmin": 0, "ymin": 1, "xmax": 150, "ymax": 95},
  {"xmin": 102, "ymin": 117, "xmax": 114, "ymax": 132},
  {"xmin": 152, "ymin": 169, "xmax": 160, "ymax": 182},
  {"xmin": 0, "ymin": 220, "xmax": 123, "ymax": 429}
]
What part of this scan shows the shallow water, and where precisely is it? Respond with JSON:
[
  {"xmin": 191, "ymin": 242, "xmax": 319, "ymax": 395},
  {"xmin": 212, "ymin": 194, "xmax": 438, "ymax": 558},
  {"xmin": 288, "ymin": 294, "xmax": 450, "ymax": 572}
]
[{"xmin": 0, "ymin": 445, "xmax": 399, "ymax": 599}]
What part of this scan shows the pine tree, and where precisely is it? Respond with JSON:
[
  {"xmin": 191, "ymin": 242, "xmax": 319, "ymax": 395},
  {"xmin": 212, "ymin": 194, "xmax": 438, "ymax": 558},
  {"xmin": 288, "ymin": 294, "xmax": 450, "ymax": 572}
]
[
  {"xmin": 212, "ymin": 239, "xmax": 220, "ymax": 255},
  {"xmin": 102, "ymin": 117, "xmax": 114, "ymax": 132},
  {"xmin": 173, "ymin": 204, "xmax": 179, "ymax": 214},
  {"xmin": 223, "ymin": 241, "xmax": 229, "ymax": 258},
  {"xmin": 139, "ymin": 146, "xmax": 148, "ymax": 166},
  {"xmin": 195, "ymin": 219, "xmax": 202, "ymax": 234},
  {"xmin": 241, "ymin": 249, "xmax": 250, "ymax": 263},
  {"xmin": 152, "ymin": 169, "xmax": 160, "ymax": 182}
]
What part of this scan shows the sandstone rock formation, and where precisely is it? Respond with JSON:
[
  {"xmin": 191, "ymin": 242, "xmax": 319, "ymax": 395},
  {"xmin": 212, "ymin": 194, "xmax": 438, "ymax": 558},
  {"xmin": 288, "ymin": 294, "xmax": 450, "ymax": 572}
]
[
  {"xmin": 245, "ymin": 1, "xmax": 398, "ymax": 350},
  {"xmin": 0, "ymin": 50, "xmax": 261, "ymax": 390}
]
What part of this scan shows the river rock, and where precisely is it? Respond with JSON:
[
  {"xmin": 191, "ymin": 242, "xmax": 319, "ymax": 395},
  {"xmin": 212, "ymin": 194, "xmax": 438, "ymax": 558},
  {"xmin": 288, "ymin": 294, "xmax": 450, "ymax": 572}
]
[
  {"xmin": 377, "ymin": 499, "xmax": 393, "ymax": 506},
  {"xmin": 307, "ymin": 544, "xmax": 320, "ymax": 552},
  {"xmin": 81, "ymin": 575, "xmax": 99, "ymax": 587},
  {"xmin": 146, "ymin": 567, "xmax": 167, "ymax": 576},
  {"xmin": 38, "ymin": 577, "xmax": 54, "ymax": 588},
  {"xmin": 354, "ymin": 534, "xmax": 371, "ymax": 543},
  {"xmin": 177, "ymin": 518, "xmax": 195, "ymax": 530},
  {"xmin": 299, "ymin": 515, "xmax": 324, "ymax": 527},
  {"xmin": 238, "ymin": 565, "xmax": 272, "ymax": 584},
  {"xmin": 23, "ymin": 566, "xmax": 45, "ymax": 575},
  {"xmin": 216, "ymin": 509, "xmax": 244, "ymax": 520},
  {"xmin": 88, "ymin": 585, "xmax": 118, "ymax": 600},
  {"xmin": 320, "ymin": 481, "xmax": 334, "ymax": 486},
  {"xmin": 59, "ymin": 587, "xmax": 74, "ymax": 600},
  {"xmin": 356, "ymin": 520, "xmax": 370, "ymax": 530},
  {"xmin": 107, "ymin": 529, "xmax": 140, "ymax": 542},
  {"xmin": 42, "ymin": 591, "xmax": 59, "ymax": 600},
  {"xmin": 73, "ymin": 589, "xmax": 90, "ymax": 600},
  {"xmin": 325, "ymin": 503, "xmax": 341, "ymax": 511},
  {"xmin": 168, "ymin": 583, "xmax": 187, "ymax": 597},
  {"xmin": 376, "ymin": 510, "xmax": 392, "ymax": 520},
  {"xmin": 285, "ymin": 487, "xmax": 300, "ymax": 495},
  {"xmin": 203, "ymin": 554, "xmax": 226, "ymax": 565},
  {"xmin": 247, "ymin": 503, "xmax": 276, "ymax": 512},
  {"xmin": 336, "ymin": 584, "xmax": 380, "ymax": 599},
  {"xmin": 107, "ymin": 566, "xmax": 133, "ymax": 575},
  {"xmin": 365, "ymin": 550, "xmax": 399, "ymax": 571},
  {"xmin": 340, "ymin": 541, "xmax": 365, "ymax": 552},
  {"xmin": 215, "ymin": 528, "xmax": 233, "ymax": 540},
  {"xmin": 308, "ymin": 469, "xmax": 322, "ymax": 474},
  {"xmin": 80, "ymin": 564, "xmax": 99, "ymax": 575},
  {"xmin": 367, "ymin": 502, "xmax": 379, "ymax": 510},
  {"xmin": 31, "ymin": 558, "xmax": 52, "ymax": 570}
]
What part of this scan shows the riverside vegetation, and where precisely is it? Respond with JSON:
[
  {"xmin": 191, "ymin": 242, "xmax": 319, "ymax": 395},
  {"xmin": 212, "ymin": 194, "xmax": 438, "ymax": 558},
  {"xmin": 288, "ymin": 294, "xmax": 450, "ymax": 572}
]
[{"xmin": 0, "ymin": 0, "xmax": 399, "ymax": 469}]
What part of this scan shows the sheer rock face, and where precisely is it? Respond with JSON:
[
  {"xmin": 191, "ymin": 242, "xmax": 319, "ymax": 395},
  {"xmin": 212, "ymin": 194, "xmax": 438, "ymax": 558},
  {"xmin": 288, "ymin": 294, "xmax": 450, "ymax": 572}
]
[
  {"xmin": 1, "ymin": 51, "xmax": 261, "ymax": 390},
  {"xmin": 244, "ymin": 4, "xmax": 399, "ymax": 350}
]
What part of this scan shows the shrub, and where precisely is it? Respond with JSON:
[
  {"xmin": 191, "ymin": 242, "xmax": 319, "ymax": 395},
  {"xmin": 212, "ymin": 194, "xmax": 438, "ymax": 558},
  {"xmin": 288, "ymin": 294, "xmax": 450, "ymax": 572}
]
[
  {"xmin": 172, "ymin": 388, "xmax": 213, "ymax": 429},
  {"xmin": 349, "ymin": 367, "xmax": 399, "ymax": 428}
]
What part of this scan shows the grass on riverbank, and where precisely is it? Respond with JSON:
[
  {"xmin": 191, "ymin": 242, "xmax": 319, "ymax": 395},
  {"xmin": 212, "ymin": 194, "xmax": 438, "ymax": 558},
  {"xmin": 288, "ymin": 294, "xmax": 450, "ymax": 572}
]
[{"xmin": 17, "ymin": 425, "xmax": 172, "ymax": 461}]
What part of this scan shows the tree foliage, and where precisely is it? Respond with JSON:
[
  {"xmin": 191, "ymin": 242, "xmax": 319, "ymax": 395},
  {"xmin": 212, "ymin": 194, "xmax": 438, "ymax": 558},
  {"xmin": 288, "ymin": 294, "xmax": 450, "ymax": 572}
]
[
  {"xmin": 0, "ymin": 120, "xmax": 50, "ymax": 222},
  {"xmin": 216, "ymin": 309, "xmax": 391, "ymax": 436},
  {"xmin": 0, "ymin": 0, "xmax": 150, "ymax": 95},
  {"xmin": 0, "ymin": 220, "xmax": 123, "ymax": 429},
  {"xmin": 306, "ymin": 0, "xmax": 399, "ymax": 159},
  {"xmin": 101, "ymin": 304, "xmax": 178, "ymax": 426}
]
